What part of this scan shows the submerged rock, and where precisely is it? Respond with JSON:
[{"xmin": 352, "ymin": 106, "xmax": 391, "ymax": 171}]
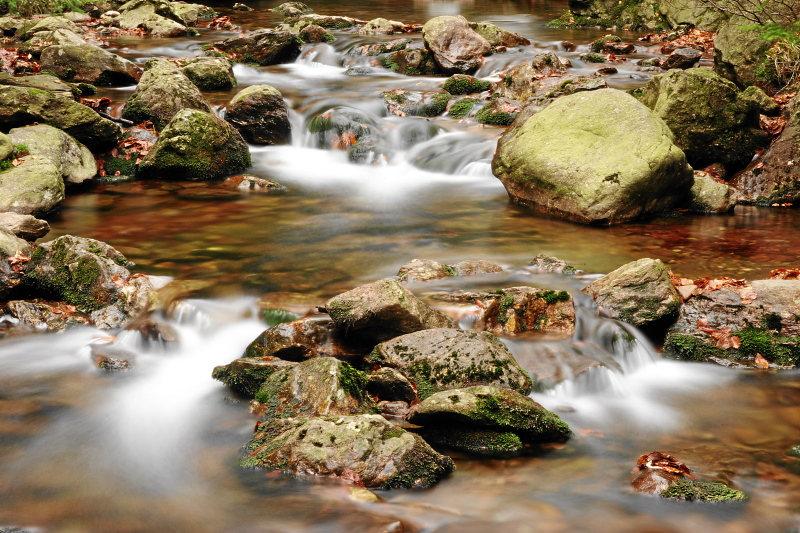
[
  {"xmin": 381, "ymin": 48, "xmax": 440, "ymax": 76},
  {"xmin": 397, "ymin": 258, "xmax": 455, "ymax": 282},
  {"xmin": 492, "ymin": 89, "xmax": 693, "ymax": 225},
  {"xmin": 241, "ymin": 414, "xmax": 455, "ymax": 488},
  {"xmin": 325, "ymin": 278, "xmax": 453, "ymax": 343},
  {"xmin": 225, "ymin": 85, "xmax": 292, "ymax": 145},
  {"xmin": 583, "ymin": 258, "xmax": 682, "ymax": 327},
  {"xmin": 368, "ymin": 328, "xmax": 533, "ymax": 399},
  {"xmin": 422, "ymin": 15, "xmax": 491, "ymax": 74}
]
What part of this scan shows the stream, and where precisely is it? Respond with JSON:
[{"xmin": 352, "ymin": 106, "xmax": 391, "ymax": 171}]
[{"xmin": 1, "ymin": 0, "xmax": 799, "ymax": 531}]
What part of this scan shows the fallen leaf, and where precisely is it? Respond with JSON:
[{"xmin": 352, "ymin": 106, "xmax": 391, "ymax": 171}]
[{"xmin": 755, "ymin": 353, "xmax": 769, "ymax": 369}]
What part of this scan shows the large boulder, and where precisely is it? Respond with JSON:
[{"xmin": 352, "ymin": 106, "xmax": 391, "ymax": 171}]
[
  {"xmin": 170, "ymin": 2, "xmax": 216, "ymax": 25},
  {"xmin": 0, "ymin": 86, "xmax": 123, "ymax": 151},
  {"xmin": 492, "ymin": 89, "xmax": 694, "ymax": 225},
  {"xmin": 23, "ymin": 235, "xmax": 131, "ymax": 313},
  {"xmin": 714, "ymin": 20, "xmax": 777, "ymax": 88},
  {"xmin": 241, "ymin": 415, "xmax": 455, "ymax": 489},
  {"xmin": 19, "ymin": 28, "xmax": 87, "ymax": 56},
  {"xmin": 122, "ymin": 58, "xmax": 212, "ymax": 130},
  {"xmin": 17, "ymin": 16, "xmax": 84, "ymax": 40},
  {"xmin": 0, "ymin": 159, "xmax": 65, "ymax": 216},
  {"xmin": 137, "ymin": 109, "xmax": 251, "ymax": 180},
  {"xmin": 468, "ymin": 21, "xmax": 530, "ymax": 48},
  {"xmin": 368, "ymin": 328, "xmax": 533, "ymax": 399},
  {"xmin": 181, "ymin": 57, "xmax": 236, "ymax": 90},
  {"xmin": 213, "ymin": 29, "xmax": 301, "ymax": 66},
  {"xmin": 117, "ymin": 0, "xmax": 190, "ymax": 37},
  {"xmin": 730, "ymin": 94, "xmax": 800, "ymax": 205},
  {"xmin": 640, "ymin": 68, "xmax": 767, "ymax": 170},
  {"xmin": 325, "ymin": 278, "xmax": 453, "ymax": 344},
  {"xmin": 8, "ymin": 124, "xmax": 95, "ymax": 184},
  {"xmin": 583, "ymin": 258, "xmax": 682, "ymax": 327},
  {"xmin": 422, "ymin": 15, "xmax": 491, "ymax": 74},
  {"xmin": 40, "ymin": 44, "xmax": 141, "ymax": 86},
  {"xmin": 225, "ymin": 85, "xmax": 291, "ymax": 145},
  {"xmin": 212, "ymin": 357, "xmax": 297, "ymax": 397},
  {"xmin": 0, "ymin": 72, "xmax": 74, "ymax": 99}
]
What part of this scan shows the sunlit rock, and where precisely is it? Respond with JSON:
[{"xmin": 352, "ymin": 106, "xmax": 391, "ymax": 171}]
[
  {"xmin": 422, "ymin": 15, "xmax": 491, "ymax": 74},
  {"xmin": 40, "ymin": 43, "xmax": 141, "ymax": 85},
  {"xmin": 8, "ymin": 124, "xmax": 96, "ymax": 184},
  {"xmin": 181, "ymin": 56, "xmax": 236, "ymax": 90},
  {"xmin": 225, "ymin": 85, "xmax": 291, "ymax": 145}
]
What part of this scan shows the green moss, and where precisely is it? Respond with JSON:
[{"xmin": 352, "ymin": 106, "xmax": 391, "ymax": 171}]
[
  {"xmin": 475, "ymin": 106, "xmax": 515, "ymax": 126},
  {"xmin": 382, "ymin": 427, "xmax": 405, "ymax": 440},
  {"xmin": 379, "ymin": 55, "xmax": 400, "ymax": 72},
  {"xmin": 338, "ymin": 361, "xmax": 369, "ymax": 398},
  {"xmin": 592, "ymin": 35, "xmax": 622, "ymax": 52},
  {"xmin": 581, "ymin": 53, "xmax": 606, "ymax": 63},
  {"xmin": 428, "ymin": 91, "xmax": 452, "ymax": 116},
  {"xmin": 0, "ymin": 160, "xmax": 9, "ymax": 171},
  {"xmin": 661, "ymin": 478, "xmax": 747, "ymax": 502},
  {"xmin": 538, "ymin": 290, "xmax": 570, "ymax": 304},
  {"xmin": 442, "ymin": 75, "xmax": 491, "ymax": 95},
  {"xmin": 121, "ymin": 95, "xmax": 152, "ymax": 126},
  {"xmin": 663, "ymin": 334, "xmax": 726, "ymax": 361},
  {"xmin": 212, "ymin": 364, "xmax": 283, "ymax": 397},
  {"xmin": 787, "ymin": 444, "xmax": 800, "ymax": 458},
  {"xmin": 423, "ymin": 425, "xmax": 523, "ymax": 456},
  {"xmin": 497, "ymin": 294, "xmax": 515, "ymax": 324},
  {"xmin": 382, "ymin": 92, "xmax": 406, "ymax": 104},
  {"xmin": 383, "ymin": 433, "xmax": 455, "ymax": 489},
  {"xmin": 447, "ymin": 98, "xmax": 477, "ymax": 119},
  {"xmin": 736, "ymin": 327, "xmax": 800, "ymax": 366},
  {"xmin": 442, "ymin": 264, "xmax": 458, "ymax": 276}
]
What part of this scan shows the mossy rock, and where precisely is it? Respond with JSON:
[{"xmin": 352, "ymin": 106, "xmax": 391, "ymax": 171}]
[
  {"xmin": 421, "ymin": 425, "xmax": 523, "ymax": 456},
  {"xmin": 212, "ymin": 357, "xmax": 297, "ymax": 397},
  {"xmin": 39, "ymin": 43, "xmax": 141, "ymax": 86},
  {"xmin": 226, "ymin": 84, "xmax": 291, "ymax": 145},
  {"xmin": 443, "ymin": 74, "xmax": 491, "ymax": 95},
  {"xmin": 181, "ymin": 56, "xmax": 236, "ymax": 90},
  {"xmin": 0, "ymin": 158, "xmax": 65, "ymax": 216},
  {"xmin": 661, "ymin": 478, "xmax": 747, "ymax": 502}
]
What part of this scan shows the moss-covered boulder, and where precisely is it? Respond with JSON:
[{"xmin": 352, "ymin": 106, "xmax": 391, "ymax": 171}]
[
  {"xmin": 0, "ymin": 212, "xmax": 49, "ymax": 241},
  {"xmin": 640, "ymin": 68, "xmax": 767, "ymax": 170},
  {"xmin": 122, "ymin": 58, "xmax": 212, "ymax": 130},
  {"xmin": 687, "ymin": 171, "xmax": 739, "ymax": 213},
  {"xmin": 422, "ymin": 15, "xmax": 491, "ymax": 74},
  {"xmin": 271, "ymin": 1, "xmax": 311, "ymax": 16},
  {"xmin": 730, "ymin": 94, "xmax": 800, "ymax": 205},
  {"xmin": 713, "ymin": 20, "xmax": 777, "ymax": 89},
  {"xmin": 0, "ymin": 86, "xmax": 123, "ymax": 151},
  {"xmin": 242, "ymin": 317, "xmax": 369, "ymax": 362},
  {"xmin": 325, "ymin": 278, "xmax": 454, "ymax": 344},
  {"xmin": 40, "ymin": 44, "xmax": 141, "ymax": 86},
  {"xmin": 468, "ymin": 21, "xmax": 530, "ymax": 49},
  {"xmin": 181, "ymin": 57, "xmax": 236, "ymax": 90},
  {"xmin": 241, "ymin": 414, "xmax": 455, "ymax": 488},
  {"xmin": 213, "ymin": 29, "xmax": 301, "ymax": 66},
  {"xmin": 490, "ymin": 53, "xmax": 567, "ymax": 102},
  {"xmin": 23, "ymin": 235, "xmax": 131, "ymax": 313},
  {"xmin": 492, "ymin": 89, "xmax": 693, "ymax": 225},
  {"xmin": 212, "ymin": 357, "xmax": 298, "ymax": 397},
  {"xmin": 358, "ymin": 17, "xmax": 404, "ymax": 35},
  {"xmin": 253, "ymin": 357, "xmax": 374, "ymax": 418},
  {"xmin": 137, "ymin": 109, "xmax": 251, "ymax": 180},
  {"xmin": 16, "ymin": 16, "xmax": 84, "ymax": 40},
  {"xmin": 8, "ymin": 124, "xmax": 95, "ymax": 184},
  {"xmin": 381, "ymin": 48, "xmax": 441, "ymax": 76},
  {"xmin": 583, "ymin": 258, "xmax": 682, "ymax": 327},
  {"xmin": 0, "ymin": 159, "xmax": 64, "ymax": 216},
  {"xmin": 368, "ymin": 328, "xmax": 532, "ymax": 399},
  {"xmin": 170, "ymin": 2, "xmax": 216, "ymax": 26},
  {"xmin": 0, "ymin": 72, "xmax": 74, "ymax": 99},
  {"xmin": 442, "ymin": 74, "xmax": 491, "ymax": 95},
  {"xmin": 410, "ymin": 385, "xmax": 571, "ymax": 446},
  {"xmin": 225, "ymin": 85, "xmax": 291, "ymax": 145},
  {"xmin": 117, "ymin": 0, "xmax": 190, "ymax": 37},
  {"xmin": 0, "ymin": 131, "xmax": 12, "ymax": 161},
  {"xmin": 19, "ymin": 28, "xmax": 87, "ymax": 56}
]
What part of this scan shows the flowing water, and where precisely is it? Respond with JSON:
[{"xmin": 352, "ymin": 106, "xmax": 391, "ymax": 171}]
[{"xmin": 1, "ymin": 1, "xmax": 800, "ymax": 531}]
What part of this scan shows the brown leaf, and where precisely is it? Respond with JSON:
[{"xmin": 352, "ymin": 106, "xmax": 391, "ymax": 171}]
[
  {"xmin": 7, "ymin": 251, "xmax": 30, "ymax": 273},
  {"xmin": 755, "ymin": 353, "xmax": 769, "ymax": 369},
  {"xmin": 636, "ymin": 451, "xmax": 694, "ymax": 478},
  {"xmin": 768, "ymin": 267, "xmax": 800, "ymax": 280}
]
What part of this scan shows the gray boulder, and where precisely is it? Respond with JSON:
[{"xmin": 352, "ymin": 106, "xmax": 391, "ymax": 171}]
[
  {"xmin": 0, "ymin": 212, "xmax": 50, "ymax": 240},
  {"xmin": 368, "ymin": 328, "xmax": 533, "ymax": 399},
  {"xmin": 242, "ymin": 415, "xmax": 455, "ymax": 488},
  {"xmin": 0, "ymin": 86, "xmax": 123, "ymax": 151},
  {"xmin": 583, "ymin": 258, "xmax": 681, "ymax": 327},
  {"xmin": 0, "ymin": 72, "xmax": 74, "ymax": 99},
  {"xmin": 492, "ymin": 89, "xmax": 693, "ymax": 225},
  {"xmin": 640, "ymin": 68, "xmax": 767, "ymax": 169},
  {"xmin": 40, "ymin": 43, "xmax": 141, "ymax": 86},
  {"xmin": 397, "ymin": 258, "xmax": 455, "ymax": 282},
  {"xmin": 422, "ymin": 15, "xmax": 491, "ymax": 74},
  {"xmin": 225, "ymin": 85, "xmax": 291, "ymax": 145},
  {"xmin": 117, "ymin": 0, "xmax": 190, "ymax": 37},
  {"xmin": 714, "ymin": 20, "xmax": 776, "ymax": 88},
  {"xmin": 469, "ymin": 21, "xmax": 530, "ymax": 48},
  {"xmin": 212, "ymin": 357, "xmax": 298, "ymax": 397},
  {"xmin": 181, "ymin": 57, "xmax": 236, "ymax": 90},
  {"xmin": 8, "ymin": 124, "xmax": 96, "ymax": 184},
  {"xmin": 325, "ymin": 278, "xmax": 453, "ymax": 343},
  {"xmin": 138, "ymin": 109, "xmax": 251, "ymax": 180},
  {"xmin": 357, "ymin": 17, "xmax": 404, "ymax": 35},
  {"xmin": 0, "ymin": 159, "xmax": 65, "ymax": 216},
  {"xmin": 687, "ymin": 171, "xmax": 739, "ymax": 213},
  {"xmin": 122, "ymin": 58, "xmax": 212, "ymax": 130},
  {"xmin": 17, "ymin": 16, "xmax": 84, "ymax": 39},
  {"xmin": 19, "ymin": 28, "xmax": 87, "ymax": 56}
]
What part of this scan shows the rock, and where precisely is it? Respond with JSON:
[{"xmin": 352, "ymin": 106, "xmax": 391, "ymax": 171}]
[
  {"xmin": 382, "ymin": 89, "xmax": 452, "ymax": 118},
  {"xmin": 325, "ymin": 278, "xmax": 453, "ymax": 344},
  {"xmin": 552, "ymin": 0, "xmax": 727, "ymax": 31},
  {"xmin": 661, "ymin": 47, "xmax": 702, "ymax": 69},
  {"xmin": 442, "ymin": 74, "xmax": 491, "ymax": 95},
  {"xmin": 122, "ymin": 316, "xmax": 178, "ymax": 345},
  {"xmin": 687, "ymin": 171, "xmax": 739, "ymax": 213},
  {"xmin": 212, "ymin": 357, "xmax": 298, "ymax": 397},
  {"xmin": 730, "ymin": 94, "xmax": 800, "ymax": 205},
  {"xmin": 397, "ymin": 258, "xmax": 455, "ymax": 282},
  {"xmin": 8, "ymin": 124, "xmax": 95, "ymax": 184},
  {"xmin": 0, "ymin": 86, "xmax": 123, "ymax": 151},
  {"xmin": 348, "ymin": 40, "xmax": 411, "ymax": 58},
  {"xmin": 462, "ymin": 287, "xmax": 575, "ymax": 336},
  {"xmin": 492, "ymin": 89, "xmax": 694, "ymax": 225},
  {"xmin": 475, "ymin": 97, "xmax": 522, "ymax": 126},
  {"xmin": 490, "ymin": 53, "xmax": 567, "ymax": 102},
  {"xmin": 117, "ymin": 0, "xmax": 190, "ymax": 37},
  {"xmin": 714, "ymin": 20, "xmax": 776, "ymax": 88},
  {"xmin": 224, "ymin": 175, "xmax": 284, "ymax": 190},
  {"xmin": 242, "ymin": 317, "xmax": 369, "ymax": 361},
  {"xmin": 2, "ymin": 300, "xmax": 78, "ymax": 332},
  {"xmin": 740, "ymin": 86, "xmax": 779, "ymax": 116},
  {"xmin": 468, "ymin": 21, "xmax": 530, "ymax": 48},
  {"xmin": 307, "ymin": 105, "xmax": 380, "ymax": 153},
  {"xmin": 0, "ymin": 213, "xmax": 49, "ymax": 240},
  {"xmin": 528, "ymin": 254, "xmax": 581, "ymax": 275},
  {"xmin": 0, "ymin": 229, "xmax": 32, "ymax": 298},
  {"xmin": 0, "ymin": 72, "xmax": 74, "ymax": 99},
  {"xmin": 0, "ymin": 159, "xmax": 65, "ymax": 216},
  {"xmin": 254, "ymin": 357, "xmax": 374, "ymax": 418},
  {"xmin": 297, "ymin": 24, "xmax": 333, "ymax": 43},
  {"xmin": 661, "ymin": 478, "xmax": 747, "ymax": 502},
  {"xmin": 422, "ymin": 15, "xmax": 491, "ymax": 74},
  {"xmin": 410, "ymin": 385, "xmax": 571, "ymax": 444},
  {"xmin": 241, "ymin": 415, "xmax": 455, "ymax": 489},
  {"xmin": 214, "ymin": 29, "xmax": 301, "ymax": 65},
  {"xmin": 0, "ymin": 131, "xmax": 12, "ymax": 161},
  {"xmin": 122, "ymin": 58, "xmax": 213, "ymax": 130},
  {"xmin": 17, "ymin": 16, "xmax": 84, "ymax": 40},
  {"xmin": 420, "ymin": 426, "xmax": 524, "ymax": 456},
  {"xmin": 23, "ymin": 235, "xmax": 130, "ymax": 313},
  {"xmin": 454, "ymin": 260, "xmax": 502, "ymax": 277},
  {"xmin": 367, "ymin": 367, "xmax": 417, "ymax": 403},
  {"xmin": 358, "ymin": 17, "xmax": 404, "ymax": 35},
  {"xmin": 19, "ymin": 28, "xmax": 87, "ymax": 56},
  {"xmin": 137, "ymin": 109, "xmax": 251, "ymax": 180},
  {"xmin": 181, "ymin": 57, "xmax": 236, "ymax": 90},
  {"xmin": 225, "ymin": 84, "xmax": 291, "ymax": 145},
  {"xmin": 664, "ymin": 279, "xmax": 800, "ymax": 367},
  {"xmin": 640, "ymin": 68, "xmax": 767, "ymax": 170},
  {"xmin": 170, "ymin": 2, "xmax": 216, "ymax": 26},
  {"xmin": 583, "ymin": 258, "xmax": 681, "ymax": 327},
  {"xmin": 368, "ymin": 328, "xmax": 532, "ymax": 399},
  {"xmin": 40, "ymin": 44, "xmax": 141, "ymax": 85},
  {"xmin": 286, "ymin": 13, "xmax": 357, "ymax": 29},
  {"xmin": 271, "ymin": 1, "xmax": 311, "ymax": 16},
  {"xmin": 381, "ymin": 48, "xmax": 440, "ymax": 76}
]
